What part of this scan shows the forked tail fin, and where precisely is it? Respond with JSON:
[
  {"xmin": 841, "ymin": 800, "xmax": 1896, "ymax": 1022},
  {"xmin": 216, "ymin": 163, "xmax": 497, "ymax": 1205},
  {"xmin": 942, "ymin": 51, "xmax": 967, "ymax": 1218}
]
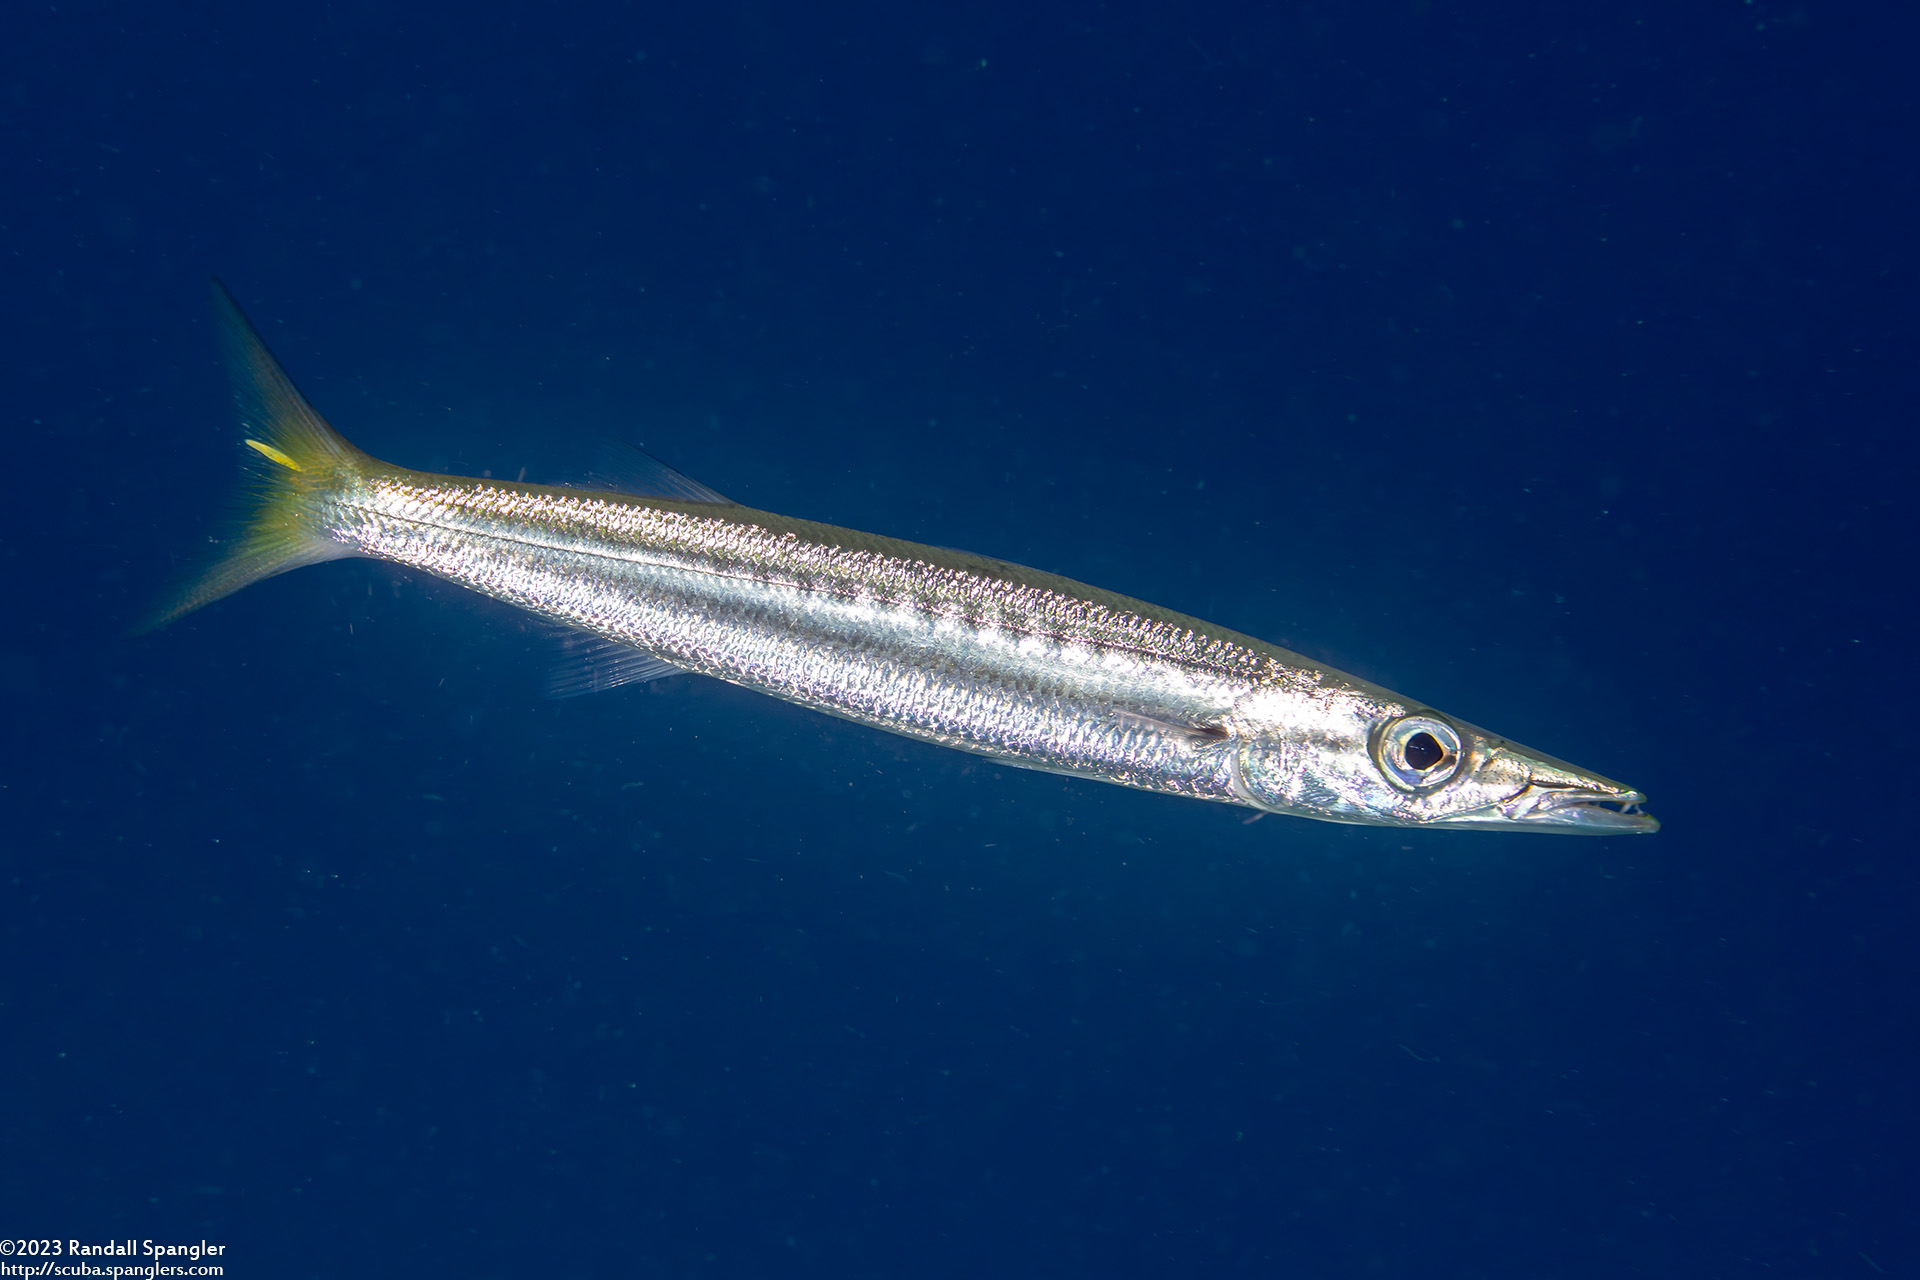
[{"xmin": 137, "ymin": 280, "xmax": 372, "ymax": 633}]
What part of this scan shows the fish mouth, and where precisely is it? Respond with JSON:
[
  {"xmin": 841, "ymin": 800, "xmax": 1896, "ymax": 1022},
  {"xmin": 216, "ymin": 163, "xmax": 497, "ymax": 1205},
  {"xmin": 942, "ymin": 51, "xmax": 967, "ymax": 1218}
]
[
  {"xmin": 1505, "ymin": 786, "xmax": 1660, "ymax": 834},
  {"xmin": 1432, "ymin": 782, "xmax": 1660, "ymax": 834}
]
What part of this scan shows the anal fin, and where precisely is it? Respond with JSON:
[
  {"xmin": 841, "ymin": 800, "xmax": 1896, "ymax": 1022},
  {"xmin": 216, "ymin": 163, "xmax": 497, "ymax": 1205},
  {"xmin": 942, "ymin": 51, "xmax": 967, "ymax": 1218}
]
[{"xmin": 547, "ymin": 629, "xmax": 691, "ymax": 698}]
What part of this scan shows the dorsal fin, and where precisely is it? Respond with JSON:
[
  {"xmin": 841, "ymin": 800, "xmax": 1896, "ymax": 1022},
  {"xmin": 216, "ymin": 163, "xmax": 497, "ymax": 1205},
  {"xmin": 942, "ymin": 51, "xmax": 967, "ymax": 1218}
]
[{"xmin": 587, "ymin": 438, "xmax": 733, "ymax": 504}]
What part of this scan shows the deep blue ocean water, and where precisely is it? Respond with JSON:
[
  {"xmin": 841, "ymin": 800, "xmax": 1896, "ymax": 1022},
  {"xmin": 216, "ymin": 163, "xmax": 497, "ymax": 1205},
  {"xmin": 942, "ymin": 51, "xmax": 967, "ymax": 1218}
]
[{"xmin": 4, "ymin": 3, "xmax": 1913, "ymax": 1276}]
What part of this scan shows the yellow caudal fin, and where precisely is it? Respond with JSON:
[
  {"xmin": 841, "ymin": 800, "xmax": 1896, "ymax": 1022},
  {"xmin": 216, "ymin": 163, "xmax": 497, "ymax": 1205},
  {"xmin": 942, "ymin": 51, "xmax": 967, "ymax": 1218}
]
[{"xmin": 136, "ymin": 280, "xmax": 372, "ymax": 632}]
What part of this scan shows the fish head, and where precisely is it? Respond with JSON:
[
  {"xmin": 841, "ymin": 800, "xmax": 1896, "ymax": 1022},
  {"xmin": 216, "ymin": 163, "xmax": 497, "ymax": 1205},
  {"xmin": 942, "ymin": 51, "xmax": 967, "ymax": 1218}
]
[{"xmin": 1230, "ymin": 685, "xmax": 1658, "ymax": 834}]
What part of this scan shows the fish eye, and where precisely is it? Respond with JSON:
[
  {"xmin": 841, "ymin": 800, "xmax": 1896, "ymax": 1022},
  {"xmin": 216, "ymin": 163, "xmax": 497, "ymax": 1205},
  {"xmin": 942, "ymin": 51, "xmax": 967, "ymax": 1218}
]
[
  {"xmin": 1405, "ymin": 732, "xmax": 1444, "ymax": 770},
  {"xmin": 1375, "ymin": 715, "xmax": 1465, "ymax": 790}
]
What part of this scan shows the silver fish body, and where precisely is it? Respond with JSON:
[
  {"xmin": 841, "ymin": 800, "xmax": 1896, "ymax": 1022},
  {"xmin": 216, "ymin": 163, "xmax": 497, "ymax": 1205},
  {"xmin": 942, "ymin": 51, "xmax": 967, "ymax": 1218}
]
[
  {"xmin": 332, "ymin": 470, "xmax": 1303, "ymax": 806},
  {"xmin": 150, "ymin": 284, "xmax": 1658, "ymax": 835}
]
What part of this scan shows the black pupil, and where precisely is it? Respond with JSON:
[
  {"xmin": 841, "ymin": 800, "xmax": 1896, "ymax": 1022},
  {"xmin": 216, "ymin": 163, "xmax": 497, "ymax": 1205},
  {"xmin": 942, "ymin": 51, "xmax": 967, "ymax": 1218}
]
[{"xmin": 1404, "ymin": 732, "xmax": 1446, "ymax": 770}]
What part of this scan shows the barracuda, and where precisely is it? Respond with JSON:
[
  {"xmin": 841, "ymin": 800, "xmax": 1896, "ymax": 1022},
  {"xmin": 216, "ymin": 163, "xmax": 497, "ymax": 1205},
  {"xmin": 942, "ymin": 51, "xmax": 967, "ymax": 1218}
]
[{"xmin": 146, "ymin": 283, "xmax": 1657, "ymax": 834}]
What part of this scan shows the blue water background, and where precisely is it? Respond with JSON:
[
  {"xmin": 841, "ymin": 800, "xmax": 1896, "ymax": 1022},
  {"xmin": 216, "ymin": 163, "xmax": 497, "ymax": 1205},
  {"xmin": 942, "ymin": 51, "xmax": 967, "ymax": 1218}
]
[{"xmin": 4, "ymin": 3, "xmax": 1912, "ymax": 1275}]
